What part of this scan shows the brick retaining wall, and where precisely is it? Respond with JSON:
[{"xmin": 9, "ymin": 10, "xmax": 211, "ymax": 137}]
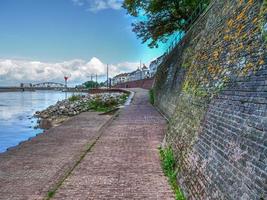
[{"xmin": 154, "ymin": 0, "xmax": 267, "ymax": 199}]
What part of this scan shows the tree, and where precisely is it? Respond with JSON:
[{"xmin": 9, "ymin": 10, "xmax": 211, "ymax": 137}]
[
  {"xmin": 99, "ymin": 82, "xmax": 106, "ymax": 87},
  {"xmin": 123, "ymin": 0, "xmax": 210, "ymax": 48},
  {"xmin": 83, "ymin": 81, "xmax": 99, "ymax": 88}
]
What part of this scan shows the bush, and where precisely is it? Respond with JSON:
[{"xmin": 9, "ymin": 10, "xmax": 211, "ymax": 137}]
[
  {"xmin": 119, "ymin": 93, "xmax": 129, "ymax": 104},
  {"xmin": 159, "ymin": 147, "xmax": 186, "ymax": 200},
  {"xmin": 68, "ymin": 95, "xmax": 82, "ymax": 102},
  {"xmin": 82, "ymin": 93, "xmax": 129, "ymax": 113},
  {"xmin": 149, "ymin": 89, "xmax": 155, "ymax": 105}
]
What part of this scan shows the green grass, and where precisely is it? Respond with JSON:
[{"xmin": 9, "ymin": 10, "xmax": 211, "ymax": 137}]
[
  {"xmin": 118, "ymin": 93, "xmax": 129, "ymax": 104},
  {"xmin": 82, "ymin": 93, "xmax": 129, "ymax": 113},
  {"xmin": 68, "ymin": 95, "xmax": 82, "ymax": 102},
  {"xmin": 159, "ymin": 147, "xmax": 186, "ymax": 200},
  {"xmin": 84, "ymin": 98, "xmax": 115, "ymax": 112},
  {"xmin": 149, "ymin": 89, "xmax": 155, "ymax": 105},
  {"xmin": 47, "ymin": 191, "xmax": 55, "ymax": 198}
]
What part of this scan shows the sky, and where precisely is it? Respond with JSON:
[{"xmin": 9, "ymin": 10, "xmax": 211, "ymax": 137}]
[{"xmin": 0, "ymin": 0, "xmax": 167, "ymax": 86}]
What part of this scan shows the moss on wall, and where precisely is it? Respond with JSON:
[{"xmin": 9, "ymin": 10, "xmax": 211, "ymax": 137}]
[{"xmin": 260, "ymin": 0, "xmax": 267, "ymax": 41}]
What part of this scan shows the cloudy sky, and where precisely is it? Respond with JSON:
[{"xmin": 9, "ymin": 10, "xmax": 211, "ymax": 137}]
[{"xmin": 0, "ymin": 0, "xmax": 167, "ymax": 86}]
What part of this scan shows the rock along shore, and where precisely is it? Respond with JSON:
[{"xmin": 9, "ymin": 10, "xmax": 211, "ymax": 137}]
[{"xmin": 35, "ymin": 92, "xmax": 128, "ymax": 129}]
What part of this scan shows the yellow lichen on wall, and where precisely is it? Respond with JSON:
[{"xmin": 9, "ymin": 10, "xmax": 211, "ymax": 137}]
[{"xmin": 181, "ymin": 0, "xmax": 264, "ymax": 98}]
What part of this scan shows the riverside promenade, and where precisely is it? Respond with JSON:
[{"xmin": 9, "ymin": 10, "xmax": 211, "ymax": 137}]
[{"xmin": 0, "ymin": 88, "xmax": 174, "ymax": 200}]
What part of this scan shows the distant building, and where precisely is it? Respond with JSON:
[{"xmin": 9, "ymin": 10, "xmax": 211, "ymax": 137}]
[
  {"xmin": 141, "ymin": 64, "xmax": 150, "ymax": 79},
  {"xmin": 111, "ymin": 73, "xmax": 129, "ymax": 86},
  {"xmin": 111, "ymin": 56, "xmax": 163, "ymax": 86},
  {"xmin": 128, "ymin": 69, "xmax": 141, "ymax": 81},
  {"xmin": 149, "ymin": 55, "xmax": 164, "ymax": 77},
  {"xmin": 127, "ymin": 65, "xmax": 150, "ymax": 82}
]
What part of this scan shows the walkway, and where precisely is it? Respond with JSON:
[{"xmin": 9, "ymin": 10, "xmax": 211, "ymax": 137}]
[
  {"xmin": 0, "ymin": 88, "xmax": 174, "ymax": 200},
  {"xmin": 53, "ymin": 88, "xmax": 174, "ymax": 199},
  {"xmin": 0, "ymin": 112, "xmax": 112, "ymax": 200}
]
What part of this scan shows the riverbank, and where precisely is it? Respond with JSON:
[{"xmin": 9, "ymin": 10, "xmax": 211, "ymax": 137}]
[
  {"xmin": 0, "ymin": 111, "xmax": 114, "ymax": 199},
  {"xmin": 0, "ymin": 90, "xmax": 79, "ymax": 153},
  {"xmin": 0, "ymin": 89, "xmax": 173, "ymax": 200},
  {"xmin": 0, "ymin": 87, "xmax": 35, "ymax": 92},
  {"xmin": 35, "ymin": 92, "xmax": 129, "ymax": 129}
]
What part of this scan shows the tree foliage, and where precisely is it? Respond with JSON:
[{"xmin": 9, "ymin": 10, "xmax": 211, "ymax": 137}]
[
  {"xmin": 123, "ymin": 0, "xmax": 210, "ymax": 48},
  {"xmin": 83, "ymin": 81, "xmax": 99, "ymax": 88}
]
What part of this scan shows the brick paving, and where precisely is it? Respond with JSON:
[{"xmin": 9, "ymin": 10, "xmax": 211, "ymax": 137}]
[
  {"xmin": 53, "ymin": 88, "xmax": 174, "ymax": 200},
  {"xmin": 0, "ymin": 112, "xmax": 112, "ymax": 200}
]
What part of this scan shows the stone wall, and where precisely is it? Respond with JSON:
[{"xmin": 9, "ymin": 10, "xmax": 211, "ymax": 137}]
[
  {"xmin": 113, "ymin": 78, "xmax": 154, "ymax": 90},
  {"xmin": 154, "ymin": 0, "xmax": 267, "ymax": 199}
]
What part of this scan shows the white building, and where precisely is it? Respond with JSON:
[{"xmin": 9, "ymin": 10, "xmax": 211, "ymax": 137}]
[
  {"xmin": 111, "ymin": 64, "xmax": 151, "ymax": 86},
  {"xmin": 149, "ymin": 55, "xmax": 164, "ymax": 77},
  {"xmin": 127, "ymin": 65, "xmax": 149, "ymax": 81},
  {"xmin": 111, "ymin": 73, "xmax": 129, "ymax": 86}
]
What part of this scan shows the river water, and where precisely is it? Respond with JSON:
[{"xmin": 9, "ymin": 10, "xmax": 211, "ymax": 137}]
[{"xmin": 0, "ymin": 91, "xmax": 76, "ymax": 153}]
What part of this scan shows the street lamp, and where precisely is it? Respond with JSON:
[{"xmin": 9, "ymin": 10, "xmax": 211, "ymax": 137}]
[
  {"xmin": 64, "ymin": 76, "xmax": 69, "ymax": 88},
  {"xmin": 64, "ymin": 74, "xmax": 71, "ymax": 99},
  {"xmin": 64, "ymin": 74, "xmax": 71, "ymax": 88}
]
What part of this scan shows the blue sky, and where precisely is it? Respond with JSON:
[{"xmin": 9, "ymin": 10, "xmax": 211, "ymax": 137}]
[{"xmin": 0, "ymin": 0, "xmax": 167, "ymax": 85}]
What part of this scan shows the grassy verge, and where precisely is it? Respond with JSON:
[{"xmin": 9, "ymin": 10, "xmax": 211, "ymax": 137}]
[
  {"xmin": 68, "ymin": 95, "xmax": 82, "ymax": 102},
  {"xmin": 82, "ymin": 93, "xmax": 129, "ymax": 113},
  {"xmin": 149, "ymin": 89, "xmax": 155, "ymax": 105},
  {"xmin": 159, "ymin": 147, "xmax": 186, "ymax": 200}
]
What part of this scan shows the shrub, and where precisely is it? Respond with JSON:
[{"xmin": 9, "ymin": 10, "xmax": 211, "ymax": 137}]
[
  {"xmin": 159, "ymin": 147, "xmax": 186, "ymax": 200},
  {"xmin": 82, "ymin": 93, "xmax": 129, "ymax": 113},
  {"xmin": 68, "ymin": 95, "xmax": 82, "ymax": 102},
  {"xmin": 149, "ymin": 89, "xmax": 155, "ymax": 105}
]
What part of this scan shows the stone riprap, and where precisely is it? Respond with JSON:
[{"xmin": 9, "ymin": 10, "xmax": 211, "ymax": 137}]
[
  {"xmin": 35, "ymin": 92, "xmax": 127, "ymax": 128},
  {"xmin": 0, "ymin": 112, "xmax": 112, "ymax": 200},
  {"xmin": 52, "ymin": 88, "xmax": 174, "ymax": 200},
  {"xmin": 154, "ymin": 0, "xmax": 267, "ymax": 199}
]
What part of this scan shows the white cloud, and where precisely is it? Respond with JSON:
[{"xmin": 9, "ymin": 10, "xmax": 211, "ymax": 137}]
[
  {"xmin": 0, "ymin": 57, "xmax": 139, "ymax": 86},
  {"xmin": 71, "ymin": 0, "xmax": 123, "ymax": 12}
]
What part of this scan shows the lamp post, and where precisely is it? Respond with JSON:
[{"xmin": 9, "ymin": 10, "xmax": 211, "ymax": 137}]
[
  {"xmin": 64, "ymin": 75, "xmax": 70, "ymax": 99},
  {"xmin": 64, "ymin": 76, "xmax": 69, "ymax": 88},
  {"xmin": 96, "ymin": 73, "xmax": 98, "ymax": 87},
  {"xmin": 107, "ymin": 64, "xmax": 109, "ymax": 88}
]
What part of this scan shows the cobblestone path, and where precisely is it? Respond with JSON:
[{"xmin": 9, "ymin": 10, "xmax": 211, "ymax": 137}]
[{"xmin": 53, "ymin": 88, "xmax": 174, "ymax": 200}]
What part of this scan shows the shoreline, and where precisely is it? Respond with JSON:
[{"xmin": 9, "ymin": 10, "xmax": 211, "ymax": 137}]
[
  {"xmin": 35, "ymin": 91, "xmax": 130, "ymax": 130},
  {"xmin": 0, "ymin": 111, "xmax": 115, "ymax": 199},
  {"xmin": 0, "ymin": 89, "xmax": 129, "ymax": 154},
  {"xmin": 0, "ymin": 89, "xmax": 131, "ymax": 199},
  {"xmin": 0, "ymin": 87, "xmax": 35, "ymax": 92}
]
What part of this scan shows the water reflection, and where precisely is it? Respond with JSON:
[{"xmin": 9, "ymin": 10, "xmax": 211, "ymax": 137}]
[{"xmin": 0, "ymin": 91, "xmax": 77, "ymax": 153}]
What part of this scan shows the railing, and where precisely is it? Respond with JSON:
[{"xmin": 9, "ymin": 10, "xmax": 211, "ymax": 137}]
[{"xmin": 164, "ymin": 0, "xmax": 211, "ymax": 56}]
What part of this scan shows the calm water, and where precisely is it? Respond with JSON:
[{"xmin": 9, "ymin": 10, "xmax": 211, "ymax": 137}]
[{"xmin": 0, "ymin": 91, "xmax": 76, "ymax": 153}]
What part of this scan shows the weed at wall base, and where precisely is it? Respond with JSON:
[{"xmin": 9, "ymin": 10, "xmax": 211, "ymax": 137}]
[
  {"xmin": 159, "ymin": 146, "xmax": 186, "ymax": 200},
  {"xmin": 149, "ymin": 89, "xmax": 155, "ymax": 105}
]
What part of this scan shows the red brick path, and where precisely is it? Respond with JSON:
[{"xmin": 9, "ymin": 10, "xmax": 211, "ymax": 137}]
[
  {"xmin": 53, "ymin": 88, "xmax": 174, "ymax": 200},
  {"xmin": 0, "ymin": 112, "xmax": 112, "ymax": 200}
]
